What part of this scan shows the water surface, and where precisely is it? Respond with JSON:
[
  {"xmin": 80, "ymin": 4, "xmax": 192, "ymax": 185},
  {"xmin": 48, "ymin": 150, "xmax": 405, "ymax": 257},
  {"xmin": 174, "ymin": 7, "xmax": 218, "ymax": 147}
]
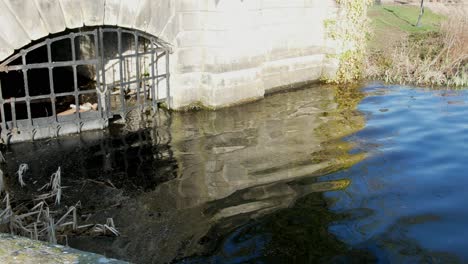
[{"xmin": 3, "ymin": 84, "xmax": 468, "ymax": 263}]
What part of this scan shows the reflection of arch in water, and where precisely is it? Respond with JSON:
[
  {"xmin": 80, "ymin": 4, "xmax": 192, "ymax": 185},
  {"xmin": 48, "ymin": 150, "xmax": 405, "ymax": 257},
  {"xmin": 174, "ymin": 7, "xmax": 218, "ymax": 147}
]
[
  {"xmin": 3, "ymin": 109, "xmax": 175, "ymax": 192},
  {"xmin": 2, "ymin": 85, "xmax": 369, "ymax": 262},
  {"xmin": 164, "ymin": 85, "xmax": 367, "ymax": 209},
  {"xmin": 73, "ymin": 85, "xmax": 368, "ymax": 263}
]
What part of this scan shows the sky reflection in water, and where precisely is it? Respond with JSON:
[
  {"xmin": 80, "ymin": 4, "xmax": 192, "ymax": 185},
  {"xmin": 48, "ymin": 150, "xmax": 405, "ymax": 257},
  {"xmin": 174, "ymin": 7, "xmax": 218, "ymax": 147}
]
[
  {"xmin": 5, "ymin": 84, "xmax": 468, "ymax": 263},
  {"xmin": 323, "ymin": 85, "xmax": 468, "ymax": 263}
]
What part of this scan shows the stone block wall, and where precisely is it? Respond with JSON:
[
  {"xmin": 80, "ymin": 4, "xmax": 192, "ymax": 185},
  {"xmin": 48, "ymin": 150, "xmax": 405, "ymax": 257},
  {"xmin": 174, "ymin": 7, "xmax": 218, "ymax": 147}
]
[
  {"xmin": 171, "ymin": 0, "xmax": 341, "ymax": 108},
  {"xmin": 0, "ymin": 0, "xmax": 342, "ymax": 109}
]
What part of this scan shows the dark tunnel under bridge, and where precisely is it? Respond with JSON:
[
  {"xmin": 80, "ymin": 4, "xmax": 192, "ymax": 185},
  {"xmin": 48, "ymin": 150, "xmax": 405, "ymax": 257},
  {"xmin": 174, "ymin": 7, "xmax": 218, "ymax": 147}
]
[{"xmin": 0, "ymin": 26, "xmax": 171, "ymax": 144}]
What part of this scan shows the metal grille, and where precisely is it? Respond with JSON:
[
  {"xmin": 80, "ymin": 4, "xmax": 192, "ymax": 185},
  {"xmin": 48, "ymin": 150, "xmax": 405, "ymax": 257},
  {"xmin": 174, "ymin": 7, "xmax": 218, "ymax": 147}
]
[{"xmin": 0, "ymin": 27, "xmax": 171, "ymax": 144}]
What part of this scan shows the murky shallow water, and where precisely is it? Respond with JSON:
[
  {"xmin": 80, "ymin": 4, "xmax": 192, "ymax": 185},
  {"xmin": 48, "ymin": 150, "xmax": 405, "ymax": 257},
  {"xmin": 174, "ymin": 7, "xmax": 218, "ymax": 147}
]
[{"xmin": 2, "ymin": 83, "xmax": 468, "ymax": 263}]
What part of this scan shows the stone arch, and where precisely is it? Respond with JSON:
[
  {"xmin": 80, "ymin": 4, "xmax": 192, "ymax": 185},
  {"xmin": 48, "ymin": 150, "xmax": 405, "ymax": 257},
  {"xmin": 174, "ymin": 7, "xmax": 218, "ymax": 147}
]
[
  {"xmin": 0, "ymin": 25, "xmax": 171, "ymax": 144},
  {"xmin": 0, "ymin": 0, "xmax": 345, "ymax": 113},
  {"xmin": 0, "ymin": 0, "xmax": 176, "ymax": 62}
]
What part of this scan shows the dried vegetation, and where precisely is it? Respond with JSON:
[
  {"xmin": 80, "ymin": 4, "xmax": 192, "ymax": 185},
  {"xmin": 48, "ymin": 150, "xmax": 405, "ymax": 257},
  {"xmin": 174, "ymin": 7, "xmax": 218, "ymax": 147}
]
[
  {"xmin": 0, "ymin": 161, "xmax": 119, "ymax": 245},
  {"xmin": 366, "ymin": 6, "xmax": 468, "ymax": 87}
]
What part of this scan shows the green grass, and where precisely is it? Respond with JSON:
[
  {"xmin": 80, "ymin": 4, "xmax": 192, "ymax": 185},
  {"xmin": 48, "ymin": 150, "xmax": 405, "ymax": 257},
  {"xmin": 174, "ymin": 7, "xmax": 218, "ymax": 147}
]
[
  {"xmin": 369, "ymin": 5, "xmax": 445, "ymax": 33},
  {"xmin": 368, "ymin": 5, "xmax": 446, "ymax": 50}
]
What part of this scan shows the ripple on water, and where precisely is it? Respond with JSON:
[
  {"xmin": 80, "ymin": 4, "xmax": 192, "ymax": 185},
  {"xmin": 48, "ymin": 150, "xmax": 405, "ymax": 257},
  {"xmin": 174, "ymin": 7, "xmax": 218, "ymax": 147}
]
[
  {"xmin": 326, "ymin": 85, "xmax": 468, "ymax": 262},
  {"xmin": 4, "ymin": 84, "xmax": 468, "ymax": 263}
]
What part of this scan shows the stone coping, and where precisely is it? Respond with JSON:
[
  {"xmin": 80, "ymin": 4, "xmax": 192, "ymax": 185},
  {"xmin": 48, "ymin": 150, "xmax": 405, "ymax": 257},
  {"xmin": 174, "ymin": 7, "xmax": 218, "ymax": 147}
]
[{"xmin": 0, "ymin": 233, "xmax": 128, "ymax": 264}]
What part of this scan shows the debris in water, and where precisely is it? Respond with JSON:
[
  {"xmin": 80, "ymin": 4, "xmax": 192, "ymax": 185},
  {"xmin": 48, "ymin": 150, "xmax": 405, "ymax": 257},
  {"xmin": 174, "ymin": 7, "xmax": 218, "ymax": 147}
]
[
  {"xmin": 16, "ymin": 163, "xmax": 29, "ymax": 187},
  {"xmin": 93, "ymin": 218, "xmax": 120, "ymax": 237},
  {"xmin": 0, "ymin": 151, "xmax": 5, "ymax": 163},
  {"xmin": 0, "ymin": 167, "xmax": 120, "ymax": 245},
  {"xmin": 0, "ymin": 169, "xmax": 4, "ymax": 194},
  {"xmin": 58, "ymin": 103, "xmax": 98, "ymax": 116},
  {"xmin": 36, "ymin": 167, "xmax": 62, "ymax": 205}
]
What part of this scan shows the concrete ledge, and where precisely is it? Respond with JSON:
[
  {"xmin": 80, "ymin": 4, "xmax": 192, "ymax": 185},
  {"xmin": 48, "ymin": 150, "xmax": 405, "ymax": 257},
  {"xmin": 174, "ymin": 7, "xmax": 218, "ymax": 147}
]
[
  {"xmin": 264, "ymin": 80, "xmax": 322, "ymax": 95},
  {"xmin": 0, "ymin": 233, "xmax": 127, "ymax": 264}
]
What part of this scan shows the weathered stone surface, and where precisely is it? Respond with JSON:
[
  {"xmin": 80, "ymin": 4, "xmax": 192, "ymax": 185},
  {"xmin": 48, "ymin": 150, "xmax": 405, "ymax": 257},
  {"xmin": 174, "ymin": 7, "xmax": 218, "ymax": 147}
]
[
  {"xmin": 0, "ymin": 1, "xmax": 30, "ymax": 50},
  {"xmin": 0, "ymin": 36, "xmax": 14, "ymax": 62},
  {"xmin": 104, "ymin": 0, "xmax": 121, "ymax": 25},
  {"xmin": 34, "ymin": 0, "xmax": 66, "ymax": 34},
  {"xmin": 59, "ymin": 0, "xmax": 84, "ymax": 29},
  {"xmin": 0, "ymin": 233, "xmax": 127, "ymax": 264},
  {"xmin": 0, "ymin": 0, "xmax": 343, "ymax": 110},
  {"xmin": 81, "ymin": 0, "xmax": 105, "ymax": 26},
  {"xmin": 3, "ymin": 0, "xmax": 48, "ymax": 40},
  {"xmin": 146, "ymin": 0, "xmax": 172, "ymax": 38},
  {"xmin": 118, "ymin": 0, "xmax": 140, "ymax": 28},
  {"xmin": 133, "ymin": 0, "xmax": 153, "ymax": 32}
]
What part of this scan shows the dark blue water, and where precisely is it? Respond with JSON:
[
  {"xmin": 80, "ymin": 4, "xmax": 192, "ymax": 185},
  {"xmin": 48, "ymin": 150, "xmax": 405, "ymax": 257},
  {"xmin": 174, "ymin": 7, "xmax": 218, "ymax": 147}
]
[
  {"xmin": 185, "ymin": 85, "xmax": 468, "ymax": 263},
  {"xmin": 5, "ymin": 84, "xmax": 468, "ymax": 263},
  {"xmin": 325, "ymin": 85, "xmax": 468, "ymax": 263}
]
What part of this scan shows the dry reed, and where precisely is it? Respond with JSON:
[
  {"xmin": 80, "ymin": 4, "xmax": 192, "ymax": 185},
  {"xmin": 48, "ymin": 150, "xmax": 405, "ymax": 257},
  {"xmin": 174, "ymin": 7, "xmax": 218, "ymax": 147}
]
[
  {"xmin": 0, "ymin": 169, "xmax": 4, "ymax": 195},
  {"xmin": 0, "ymin": 166, "xmax": 119, "ymax": 245},
  {"xmin": 16, "ymin": 164, "xmax": 29, "ymax": 187},
  {"xmin": 367, "ymin": 9, "xmax": 468, "ymax": 87}
]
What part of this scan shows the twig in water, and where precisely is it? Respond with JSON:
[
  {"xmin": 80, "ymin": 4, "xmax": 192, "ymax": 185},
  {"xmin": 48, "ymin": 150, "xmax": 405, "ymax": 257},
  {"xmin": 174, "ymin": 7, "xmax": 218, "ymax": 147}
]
[
  {"xmin": 36, "ymin": 167, "xmax": 63, "ymax": 205},
  {"xmin": 86, "ymin": 179, "xmax": 117, "ymax": 189},
  {"xmin": 16, "ymin": 164, "xmax": 29, "ymax": 187},
  {"xmin": 51, "ymin": 167, "xmax": 62, "ymax": 205},
  {"xmin": 0, "ymin": 151, "xmax": 5, "ymax": 163},
  {"xmin": 0, "ymin": 169, "xmax": 4, "ymax": 194},
  {"xmin": 48, "ymin": 217, "xmax": 57, "ymax": 244},
  {"xmin": 106, "ymin": 180, "xmax": 117, "ymax": 189},
  {"xmin": 93, "ymin": 218, "xmax": 120, "ymax": 236},
  {"xmin": 51, "ymin": 167, "xmax": 61, "ymax": 192},
  {"xmin": 55, "ymin": 188, "xmax": 62, "ymax": 205},
  {"xmin": 3, "ymin": 193, "xmax": 10, "ymax": 208}
]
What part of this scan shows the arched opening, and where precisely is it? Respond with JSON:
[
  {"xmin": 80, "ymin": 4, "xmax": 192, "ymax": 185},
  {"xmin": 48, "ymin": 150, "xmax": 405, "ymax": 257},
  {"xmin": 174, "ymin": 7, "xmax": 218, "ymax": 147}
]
[{"xmin": 0, "ymin": 26, "xmax": 171, "ymax": 144}]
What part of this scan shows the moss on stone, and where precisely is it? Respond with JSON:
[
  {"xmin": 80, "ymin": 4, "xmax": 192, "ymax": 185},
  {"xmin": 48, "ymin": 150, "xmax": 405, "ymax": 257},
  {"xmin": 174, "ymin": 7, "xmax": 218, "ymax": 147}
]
[
  {"xmin": 324, "ymin": 0, "xmax": 373, "ymax": 84},
  {"xmin": 172, "ymin": 101, "xmax": 216, "ymax": 112}
]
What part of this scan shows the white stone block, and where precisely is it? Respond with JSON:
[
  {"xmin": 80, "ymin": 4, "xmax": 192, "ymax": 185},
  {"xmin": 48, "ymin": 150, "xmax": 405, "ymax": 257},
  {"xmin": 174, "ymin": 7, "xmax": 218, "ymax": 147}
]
[
  {"xmin": 0, "ymin": 1, "xmax": 30, "ymax": 50},
  {"xmin": 34, "ymin": 0, "xmax": 66, "ymax": 34},
  {"xmin": 118, "ymin": 0, "xmax": 141, "ymax": 28},
  {"xmin": 175, "ymin": 0, "xmax": 199, "ymax": 12},
  {"xmin": 3, "ymin": 0, "xmax": 48, "ymax": 40},
  {"xmin": 81, "ymin": 0, "xmax": 105, "ymax": 26},
  {"xmin": 134, "ymin": 0, "xmax": 153, "ymax": 32},
  {"xmin": 0, "ymin": 36, "xmax": 14, "ymax": 62},
  {"xmin": 60, "ymin": 0, "xmax": 84, "ymax": 29},
  {"xmin": 104, "ymin": 0, "xmax": 121, "ymax": 25},
  {"xmin": 147, "ymin": 0, "xmax": 174, "ymax": 38}
]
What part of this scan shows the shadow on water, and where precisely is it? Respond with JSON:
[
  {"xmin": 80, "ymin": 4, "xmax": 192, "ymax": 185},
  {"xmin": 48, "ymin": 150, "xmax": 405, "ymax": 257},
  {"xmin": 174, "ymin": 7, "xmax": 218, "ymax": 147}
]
[{"xmin": 1, "ymin": 84, "xmax": 373, "ymax": 263}]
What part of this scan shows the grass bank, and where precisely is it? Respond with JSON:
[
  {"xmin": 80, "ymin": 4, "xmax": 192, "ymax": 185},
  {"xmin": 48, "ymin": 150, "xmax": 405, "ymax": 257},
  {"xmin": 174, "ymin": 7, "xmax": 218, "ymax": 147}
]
[{"xmin": 366, "ymin": 4, "xmax": 467, "ymax": 87}]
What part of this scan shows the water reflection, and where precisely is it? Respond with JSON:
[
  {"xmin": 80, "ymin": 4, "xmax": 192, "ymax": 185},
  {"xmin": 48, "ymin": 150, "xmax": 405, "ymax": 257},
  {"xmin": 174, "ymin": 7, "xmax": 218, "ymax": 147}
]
[
  {"xmin": 2, "ymin": 84, "xmax": 367, "ymax": 263},
  {"xmin": 324, "ymin": 85, "xmax": 468, "ymax": 263}
]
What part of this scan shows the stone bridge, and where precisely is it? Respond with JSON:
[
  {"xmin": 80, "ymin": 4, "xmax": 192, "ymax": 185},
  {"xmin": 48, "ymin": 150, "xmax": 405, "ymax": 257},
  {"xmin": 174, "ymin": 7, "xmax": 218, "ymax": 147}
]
[{"xmin": 0, "ymin": 0, "xmax": 342, "ymax": 109}]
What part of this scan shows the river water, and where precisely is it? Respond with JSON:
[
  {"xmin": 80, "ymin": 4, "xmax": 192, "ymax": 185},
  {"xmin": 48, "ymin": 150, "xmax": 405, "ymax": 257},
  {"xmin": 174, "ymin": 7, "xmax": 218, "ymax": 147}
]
[{"xmin": 2, "ymin": 83, "xmax": 468, "ymax": 263}]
